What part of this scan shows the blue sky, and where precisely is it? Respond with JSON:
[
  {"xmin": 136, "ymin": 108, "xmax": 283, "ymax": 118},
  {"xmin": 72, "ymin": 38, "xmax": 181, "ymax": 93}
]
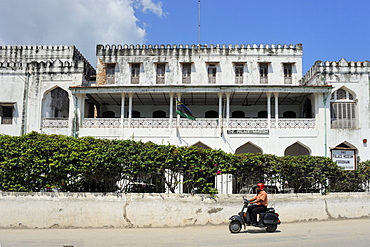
[
  {"xmin": 138, "ymin": 0, "xmax": 370, "ymax": 72},
  {"xmin": 1, "ymin": 0, "xmax": 369, "ymax": 73}
]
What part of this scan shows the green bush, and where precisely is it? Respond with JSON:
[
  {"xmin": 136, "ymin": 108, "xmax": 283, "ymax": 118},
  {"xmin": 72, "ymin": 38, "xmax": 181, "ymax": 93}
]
[{"xmin": 0, "ymin": 132, "xmax": 368, "ymax": 194}]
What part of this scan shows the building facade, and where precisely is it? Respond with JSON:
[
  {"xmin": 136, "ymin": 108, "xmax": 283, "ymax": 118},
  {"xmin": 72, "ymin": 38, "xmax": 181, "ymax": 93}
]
[{"xmin": 1, "ymin": 44, "xmax": 369, "ymax": 170}]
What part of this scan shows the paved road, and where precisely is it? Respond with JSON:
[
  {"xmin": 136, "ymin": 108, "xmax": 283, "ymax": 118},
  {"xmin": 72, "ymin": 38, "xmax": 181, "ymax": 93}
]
[{"xmin": 0, "ymin": 218, "xmax": 369, "ymax": 247}]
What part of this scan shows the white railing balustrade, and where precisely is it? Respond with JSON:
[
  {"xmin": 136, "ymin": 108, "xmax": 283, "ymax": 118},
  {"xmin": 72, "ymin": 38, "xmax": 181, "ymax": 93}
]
[
  {"xmin": 83, "ymin": 118, "xmax": 121, "ymax": 128},
  {"xmin": 80, "ymin": 118, "xmax": 316, "ymax": 129},
  {"xmin": 42, "ymin": 118, "xmax": 69, "ymax": 128},
  {"xmin": 129, "ymin": 118, "xmax": 170, "ymax": 128},
  {"xmin": 176, "ymin": 118, "xmax": 219, "ymax": 128},
  {"xmin": 226, "ymin": 119, "xmax": 269, "ymax": 129},
  {"xmin": 278, "ymin": 119, "xmax": 316, "ymax": 129}
]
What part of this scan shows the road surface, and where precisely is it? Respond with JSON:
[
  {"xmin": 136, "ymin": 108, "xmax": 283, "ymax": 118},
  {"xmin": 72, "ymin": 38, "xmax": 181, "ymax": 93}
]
[{"xmin": 0, "ymin": 218, "xmax": 369, "ymax": 247}]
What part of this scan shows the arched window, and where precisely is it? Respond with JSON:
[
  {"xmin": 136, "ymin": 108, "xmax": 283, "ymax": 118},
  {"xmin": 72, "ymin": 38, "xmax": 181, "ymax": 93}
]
[
  {"xmin": 330, "ymin": 88, "xmax": 356, "ymax": 129},
  {"xmin": 192, "ymin": 141, "xmax": 212, "ymax": 149},
  {"xmin": 205, "ymin": 110, "xmax": 218, "ymax": 118},
  {"xmin": 257, "ymin": 111, "xmax": 267, "ymax": 118},
  {"xmin": 283, "ymin": 111, "xmax": 296, "ymax": 118},
  {"xmin": 232, "ymin": 110, "xmax": 245, "ymax": 118},
  {"xmin": 152, "ymin": 110, "xmax": 166, "ymax": 118},
  {"xmin": 42, "ymin": 87, "xmax": 69, "ymax": 118},
  {"xmin": 102, "ymin": 111, "xmax": 115, "ymax": 118},
  {"xmin": 130, "ymin": 110, "xmax": 141, "ymax": 118},
  {"xmin": 235, "ymin": 142, "xmax": 263, "ymax": 154},
  {"xmin": 284, "ymin": 142, "xmax": 310, "ymax": 156}
]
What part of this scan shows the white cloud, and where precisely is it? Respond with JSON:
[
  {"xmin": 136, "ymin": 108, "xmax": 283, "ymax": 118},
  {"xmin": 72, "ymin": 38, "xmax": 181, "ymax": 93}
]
[
  {"xmin": 136, "ymin": 0, "xmax": 164, "ymax": 16},
  {"xmin": 0, "ymin": 0, "xmax": 163, "ymax": 65}
]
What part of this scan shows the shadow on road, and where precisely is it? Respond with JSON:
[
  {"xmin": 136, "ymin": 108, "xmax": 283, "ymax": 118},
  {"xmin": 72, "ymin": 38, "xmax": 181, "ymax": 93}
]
[{"xmin": 237, "ymin": 228, "xmax": 281, "ymax": 234}]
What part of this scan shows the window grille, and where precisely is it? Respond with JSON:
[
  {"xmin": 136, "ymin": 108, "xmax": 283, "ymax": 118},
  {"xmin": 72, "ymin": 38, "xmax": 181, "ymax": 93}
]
[
  {"xmin": 156, "ymin": 64, "xmax": 165, "ymax": 84},
  {"xmin": 208, "ymin": 64, "xmax": 217, "ymax": 84},
  {"xmin": 182, "ymin": 63, "xmax": 191, "ymax": 84},
  {"xmin": 283, "ymin": 63, "xmax": 293, "ymax": 84},
  {"xmin": 131, "ymin": 64, "xmax": 140, "ymax": 84},
  {"xmin": 0, "ymin": 106, "xmax": 13, "ymax": 124},
  {"xmin": 330, "ymin": 88, "xmax": 357, "ymax": 129},
  {"xmin": 106, "ymin": 64, "xmax": 116, "ymax": 84},
  {"xmin": 259, "ymin": 63, "xmax": 268, "ymax": 84},
  {"xmin": 235, "ymin": 64, "xmax": 243, "ymax": 84}
]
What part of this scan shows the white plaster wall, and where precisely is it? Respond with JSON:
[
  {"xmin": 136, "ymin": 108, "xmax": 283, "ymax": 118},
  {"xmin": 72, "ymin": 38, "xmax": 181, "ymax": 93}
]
[
  {"xmin": 0, "ymin": 74, "xmax": 25, "ymax": 135},
  {"xmin": 0, "ymin": 192, "xmax": 369, "ymax": 228}
]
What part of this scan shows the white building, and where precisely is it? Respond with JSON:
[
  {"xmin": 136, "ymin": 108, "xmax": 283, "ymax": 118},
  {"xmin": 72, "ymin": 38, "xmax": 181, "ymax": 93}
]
[{"xmin": 1, "ymin": 44, "xmax": 369, "ymax": 170}]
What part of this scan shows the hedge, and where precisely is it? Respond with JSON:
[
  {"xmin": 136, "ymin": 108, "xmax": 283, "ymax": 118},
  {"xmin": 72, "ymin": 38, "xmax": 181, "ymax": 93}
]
[{"xmin": 0, "ymin": 132, "xmax": 369, "ymax": 194}]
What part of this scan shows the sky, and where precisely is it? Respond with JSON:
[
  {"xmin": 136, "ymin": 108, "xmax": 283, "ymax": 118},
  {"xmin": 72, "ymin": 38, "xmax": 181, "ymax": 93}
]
[{"xmin": 0, "ymin": 0, "xmax": 369, "ymax": 73}]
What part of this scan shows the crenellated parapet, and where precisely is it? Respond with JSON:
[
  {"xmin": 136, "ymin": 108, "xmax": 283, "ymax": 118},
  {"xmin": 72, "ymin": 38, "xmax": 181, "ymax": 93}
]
[
  {"xmin": 0, "ymin": 45, "xmax": 95, "ymax": 79},
  {"xmin": 96, "ymin": 43, "xmax": 303, "ymax": 58},
  {"xmin": 300, "ymin": 58, "xmax": 370, "ymax": 85}
]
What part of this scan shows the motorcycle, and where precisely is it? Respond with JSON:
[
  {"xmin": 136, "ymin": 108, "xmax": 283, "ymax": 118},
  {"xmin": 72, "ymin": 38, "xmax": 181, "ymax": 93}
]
[{"xmin": 229, "ymin": 198, "xmax": 281, "ymax": 233}]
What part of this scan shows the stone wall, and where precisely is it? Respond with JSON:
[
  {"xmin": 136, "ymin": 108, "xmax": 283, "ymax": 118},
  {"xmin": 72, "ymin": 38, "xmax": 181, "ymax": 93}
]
[{"xmin": 1, "ymin": 192, "xmax": 369, "ymax": 229}]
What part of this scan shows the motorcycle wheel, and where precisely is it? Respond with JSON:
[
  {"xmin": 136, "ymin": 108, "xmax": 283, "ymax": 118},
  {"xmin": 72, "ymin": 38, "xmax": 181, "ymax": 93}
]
[
  {"xmin": 229, "ymin": 220, "xmax": 242, "ymax": 233},
  {"xmin": 266, "ymin": 224, "xmax": 277, "ymax": 232}
]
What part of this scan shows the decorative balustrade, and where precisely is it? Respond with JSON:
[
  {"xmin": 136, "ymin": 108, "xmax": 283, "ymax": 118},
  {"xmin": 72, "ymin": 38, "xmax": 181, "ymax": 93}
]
[
  {"xmin": 177, "ymin": 118, "xmax": 219, "ymax": 129},
  {"xmin": 226, "ymin": 119, "xmax": 269, "ymax": 129},
  {"xmin": 42, "ymin": 118, "xmax": 69, "ymax": 128},
  {"xmin": 129, "ymin": 118, "xmax": 170, "ymax": 128},
  {"xmin": 83, "ymin": 118, "xmax": 121, "ymax": 128},
  {"xmin": 277, "ymin": 119, "xmax": 315, "ymax": 129},
  {"xmin": 80, "ymin": 118, "xmax": 316, "ymax": 129}
]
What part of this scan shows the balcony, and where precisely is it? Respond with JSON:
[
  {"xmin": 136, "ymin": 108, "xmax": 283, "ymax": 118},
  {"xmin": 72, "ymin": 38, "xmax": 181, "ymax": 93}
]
[
  {"xmin": 42, "ymin": 118, "xmax": 69, "ymax": 128},
  {"xmin": 81, "ymin": 118, "xmax": 315, "ymax": 129}
]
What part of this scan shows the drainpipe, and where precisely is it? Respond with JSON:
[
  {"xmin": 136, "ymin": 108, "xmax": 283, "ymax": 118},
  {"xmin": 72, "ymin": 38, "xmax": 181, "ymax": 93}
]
[
  {"xmin": 21, "ymin": 66, "xmax": 31, "ymax": 135},
  {"xmin": 322, "ymin": 73, "xmax": 332, "ymax": 157},
  {"xmin": 73, "ymin": 89, "xmax": 78, "ymax": 138}
]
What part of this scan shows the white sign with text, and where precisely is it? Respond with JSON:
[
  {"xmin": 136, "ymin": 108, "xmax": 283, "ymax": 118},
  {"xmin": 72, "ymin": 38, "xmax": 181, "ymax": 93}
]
[{"xmin": 332, "ymin": 149, "xmax": 355, "ymax": 170}]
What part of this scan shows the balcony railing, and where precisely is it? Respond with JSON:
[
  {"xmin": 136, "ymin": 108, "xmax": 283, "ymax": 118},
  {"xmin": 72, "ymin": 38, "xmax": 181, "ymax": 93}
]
[
  {"xmin": 83, "ymin": 118, "xmax": 121, "ymax": 128},
  {"xmin": 276, "ymin": 119, "xmax": 316, "ymax": 129},
  {"xmin": 81, "ymin": 118, "xmax": 316, "ymax": 129},
  {"xmin": 42, "ymin": 118, "xmax": 69, "ymax": 128},
  {"xmin": 226, "ymin": 119, "xmax": 268, "ymax": 129}
]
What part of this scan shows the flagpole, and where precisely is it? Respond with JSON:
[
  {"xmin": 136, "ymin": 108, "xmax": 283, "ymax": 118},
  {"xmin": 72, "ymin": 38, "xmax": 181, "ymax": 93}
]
[{"xmin": 198, "ymin": 0, "xmax": 201, "ymax": 46}]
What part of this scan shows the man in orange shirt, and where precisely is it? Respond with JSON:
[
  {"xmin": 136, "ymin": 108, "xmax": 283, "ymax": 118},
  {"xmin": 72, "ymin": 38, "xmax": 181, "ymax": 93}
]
[{"xmin": 248, "ymin": 183, "xmax": 268, "ymax": 226}]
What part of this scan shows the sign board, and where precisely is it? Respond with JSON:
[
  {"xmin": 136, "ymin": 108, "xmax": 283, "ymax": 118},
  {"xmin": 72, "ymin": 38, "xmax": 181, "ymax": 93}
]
[
  {"xmin": 331, "ymin": 149, "xmax": 356, "ymax": 170},
  {"xmin": 227, "ymin": 129, "xmax": 269, "ymax": 134}
]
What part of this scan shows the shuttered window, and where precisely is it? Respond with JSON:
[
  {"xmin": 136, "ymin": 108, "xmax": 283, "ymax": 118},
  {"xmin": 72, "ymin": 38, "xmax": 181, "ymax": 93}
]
[{"xmin": 330, "ymin": 89, "xmax": 356, "ymax": 129}]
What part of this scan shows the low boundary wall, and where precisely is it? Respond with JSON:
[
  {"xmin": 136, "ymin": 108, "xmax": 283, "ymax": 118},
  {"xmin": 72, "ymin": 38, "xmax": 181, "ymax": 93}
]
[{"xmin": 1, "ymin": 192, "xmax": 369, "ymax": 228}]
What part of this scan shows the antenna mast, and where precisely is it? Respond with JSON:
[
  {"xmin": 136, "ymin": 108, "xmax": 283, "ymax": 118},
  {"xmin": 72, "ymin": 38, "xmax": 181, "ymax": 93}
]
[{"xmin": 198, "ymin": 0, "xmax": 201, "ymax": 46}]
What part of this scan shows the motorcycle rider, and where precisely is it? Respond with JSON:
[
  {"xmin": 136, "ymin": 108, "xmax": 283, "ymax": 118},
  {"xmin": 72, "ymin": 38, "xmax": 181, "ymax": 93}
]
[{"xmin": 248, "ymin": 182, "xmax": 268, "ymax": 226}]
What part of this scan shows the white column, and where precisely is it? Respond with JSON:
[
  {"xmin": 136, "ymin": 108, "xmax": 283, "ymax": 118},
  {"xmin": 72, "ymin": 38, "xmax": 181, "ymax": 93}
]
[
  {"xmin": 79, "ymin": 93, "xmax": 85, "ymax": 126},
  {"xmin": 218, "ymin": 93, "xmax": 223, "ymax": 127},
  {"xmin": 267, "ymin": 92, "xmax": 271, "ymax": 129},
  {"xmin": 128, "ymin": 93, "xmax": 133, "ymax": 128},
  {"xmin": 226, "ymin": 93, "xmax": 230, "ymax": 128},
  {"xmin": 176, "ymin": 94, "xmax": 181, "ymax": 128},
  {"xmin": 120, "ymin": 93, "xmax": 125, "ymax": 128},
  {"xmin": 169, "ymin": 93, "xmax": 174, "ymax": 128},
  {"xmin": 274, "ymin": 92, "xmax": 279, "ymax": 128}
]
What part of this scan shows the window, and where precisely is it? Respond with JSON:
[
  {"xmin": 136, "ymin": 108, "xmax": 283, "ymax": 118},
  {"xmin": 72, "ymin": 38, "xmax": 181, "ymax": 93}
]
[
  {"xmin": 235, "ymin": 64, "xmax": 244, "ymax": 84},
  {"xmin": 156, "ymin": 63, "xmax": 165, "ymax": 84},
  {"xmin": 232, "ymin": 110, "xmax": 245, "ymax": 118},
  {"xmin": 205, "ymin": 110, "xmax": 218, "ymax": 118},
  {"xmin": 131, "ymin": 64, "xmax": 140, "ymax": 84},
  {"xmin": 283, "ymin": 63, "xmax": 293, "ymax": 84},
  {"xmin": 0, "ymin": 105, "xmax": 13, "ymax": 124},
  {"xmin": 106, "ymin": 64, "xmax": 116, "ymax": 84},
  {"xmin": 152, "ymin": 110, "xmax": 166, "ymax": 118},
  {"xmin": 207, "ymin": 64, "xmax": 217, "ymax": 84},
  {"xmin": 182, "ymin": 63, "xmax": 191, "ymax": 84},
  {"xmin": 330, "ymin": 88, "xmax": 356, "ymax": 129},
  {"xmin": 259, "ymin": 63, "xmax": 269, "ymax": 84}
]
